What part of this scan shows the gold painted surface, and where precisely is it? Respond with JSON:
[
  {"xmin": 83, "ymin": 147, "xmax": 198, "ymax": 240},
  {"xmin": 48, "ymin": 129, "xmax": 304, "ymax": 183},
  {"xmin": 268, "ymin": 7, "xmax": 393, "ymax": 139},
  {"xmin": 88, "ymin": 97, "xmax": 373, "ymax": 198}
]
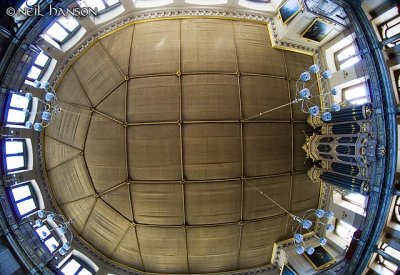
[{"xmin": 45, "ymin": 18, "xmax": 320, "ymax": 274}]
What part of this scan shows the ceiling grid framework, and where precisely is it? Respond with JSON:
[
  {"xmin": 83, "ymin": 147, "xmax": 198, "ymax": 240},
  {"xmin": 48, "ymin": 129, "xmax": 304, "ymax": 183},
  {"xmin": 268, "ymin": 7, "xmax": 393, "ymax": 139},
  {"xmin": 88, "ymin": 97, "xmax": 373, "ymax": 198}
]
[{"xmin": 44, "ymin": 18, "xmax": 320, "ymax": 274}]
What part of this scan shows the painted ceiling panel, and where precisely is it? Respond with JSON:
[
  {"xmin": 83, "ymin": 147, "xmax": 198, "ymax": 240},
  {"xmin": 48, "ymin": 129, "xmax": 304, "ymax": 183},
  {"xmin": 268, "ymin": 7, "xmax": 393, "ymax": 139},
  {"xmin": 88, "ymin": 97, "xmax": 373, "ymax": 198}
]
[{"xmin": 44, "ymin": 18, "xmax": 319, "ymax": 274}]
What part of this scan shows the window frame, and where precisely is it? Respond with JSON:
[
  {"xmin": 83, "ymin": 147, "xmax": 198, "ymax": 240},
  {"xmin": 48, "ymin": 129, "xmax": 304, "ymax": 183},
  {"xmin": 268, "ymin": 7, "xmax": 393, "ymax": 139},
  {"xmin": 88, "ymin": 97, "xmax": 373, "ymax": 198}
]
[
  {"xmin": 45, "ymin": 17, "xmax": 81, "ymax": 45},
  {"xmin": 78, "ymin": 0, "xmax": 121, "ymax": 15},
  {"xmin": 342, "ymin": 82, "xmax": 370, "ymax": 105},
  {"xmin": 3, "ymin": 139, "xmax": 28, "ymax": 172},
  {"xmin": 377, "ymin": 242, "xmax": 400, "ymax": 272},
  {"xmin": 34, "ymin": 223, "xmax": 61, "ymax": 254},
  {"xmin": 58, "ymin": 255, "xmax": 94, "ymax": 275},
  {"xmin": 335, "ymin": 219, "xmax": 356, "ymax": 242},
  {"xmin": 8, "ymin": 182, "xmax": 39, "ymax": 218},
  {"xmin": 379, "ymin": 14, "xmax": 400, "ymax": 48},
  {"xmin": 26, "ymin": 52, "xmax": 51, "ymax": 83},
  {"xmin": 342, "ymin": 192, "xmax": 367, "ymax": 208},
  {"xmin": 334, "ymin": 43, "xmax": 361, "ymax": 71},
  {"xmin": 4, "ymin": 92, "xmax": 31, "ymax": 126},
  {"xmin": 394, "ymin": 196, "xmax": 400, "ymax": 223}
]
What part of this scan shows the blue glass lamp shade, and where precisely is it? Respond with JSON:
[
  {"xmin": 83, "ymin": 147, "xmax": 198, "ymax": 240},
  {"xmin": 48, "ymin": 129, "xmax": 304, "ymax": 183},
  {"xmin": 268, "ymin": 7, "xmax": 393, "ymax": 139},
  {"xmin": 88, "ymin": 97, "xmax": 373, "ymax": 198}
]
[
  {"xmin": 326, "ymin": 224, "xmax": 335, "ymax": 232},
  {"xmin": 302, "ymin": 219, "xmax": 313, "ymax": 229},
  {"xmin": 319, "ymin": 238, "xmax": 328, "ymax": 246},
  {"xmin": 33, "ymin": 80, "xmax": 41, "ymax": 88},
  {"xmin": 309, "ymin": 106, "xmax": 320, "ymax": 117},
  {"xmin": 306, "ymin": 246, "xmax": 315, "ymax": 255},
  {"xmin": 309, "ymin": 64, "xmax": 320, "ymax": 74},
  {"xmin": 62, "ymin": 242, "xmax": 71, "ymax": 251},
  {"xmin": 22, "ymin": 108, "xmax": 30, "ymax": 116},
  {"xmin": 41, "ymin": 111, "xmax": 52, "ymax": 121},
  {"xmin": 322, "ymin": 112, "xmax": 332, "ymax": 122},
  {"xmin": 56, "ymin": 226, "xmax": 66, "ymax": 236},
  {"xmin": 331, "ymin": 103, "xmax": 341, "ymax": 112},
  {"xmin": 25, "ymin": 92, "xmax": 33, "ymax": 100},
  {"xmin": 25, "ymin": 121, "xmax": 33, "ymax": 129},
  {"xmin": 45, "ymin": 92, "xmax": 55, "ymax": 102},
  {"xmin": 331, "ymin": 87, "xmax": 338, "ymax": 95},
  {"xmin": 296, "ymin": 246, "xmax": 305, "ymax": 254},
  {"xmin": 59, "ymin": 247, "xmax": 67, "ymax": 256},
  {"xmin": 33, "ymin": 123, "xmax": 43, "ymax": 132},
  {"xmin": 315, "ymin": 209, "xmax": 325, "ymax": 218},
  {"xmin": 299, "ymin": 88, "xmax": 311, "ymax": 99},
  {"xmin": 294, "ymin": 233, "xmax": 304, "ymax": 243},
  {"xmin": 38, "ymin": 209, "xmax": 46, "ymax": 218},
  {"xmin": 47, "ymin": 213, "xmax": 55, "ymax": 222},
  {"xmin": 34, "ymin": 219, "xmax": 43, "ymax": 227},
  {"xmin": 42, "ymin": 81, "xmax": 50, "ymax": 89},
  {"xmin": 300, "ymin": 71, "xmax": 311, "ymax": 82},
  {"xmin": 325, "ymin": 211, "xmax": 334, "ymax": 219},
  {"xmin": 322, "ymin": 71, "xmax": 332, "ymax": 79}
]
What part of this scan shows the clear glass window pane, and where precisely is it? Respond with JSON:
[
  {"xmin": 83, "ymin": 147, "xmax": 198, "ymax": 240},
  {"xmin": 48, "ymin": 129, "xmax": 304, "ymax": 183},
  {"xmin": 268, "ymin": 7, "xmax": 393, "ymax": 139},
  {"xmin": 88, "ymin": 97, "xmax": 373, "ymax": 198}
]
[
  {"xmin": 6, "ymin": 141, "xmax": 24, "ymax": 154},
  {"xmin": 11, "ymin": 185, "xmax": 31, "ymax": 201},
  {"xmin": 24, "ymin": 79, "xmax": 35, "ymax": 86},
  {"xmin": 78, "ymin": 268, "xmax": 92, "ymax": 275},
  {"xmin": 27, "ymin": 65, "xmax": 42, "ymax": 79},
  {"xmin": 105, "ymin": 0, "xmax": 119, "ymax": 5},
  {"xmin": 16, "ymin": 198, "xmax": 36, "ymax": 216},
  {"xmin": 344, "ymin": 193, "xmax": 367, "ymax": 207},
  {"xmin": 47, "ymin": 23, "xmax": 69, "ymax": 42},
  {"xmin": 35, "ymin": 52, "xmax": 49, "ymax": 67},
  {"xmin": 387, "ymin": 16, "xmax": 400, "ymax": 28},
  {"xmin": 10, "ymin": 94, "xmax": 29, "ymax": 109},
  {"xmin": 350, "ymin": 98, "xmax": 368, "ymax": 105},
  {"xmin": 36, "ymin": 225, "xmax": 51, "ymax": 240},
  {"xmin": 7, "ymin": 109, "xmax": 26, "ymax": 123},
  {"xmin": 44, "ymin": 237, "xmax": 59, "ymax": 253},
  {"xmin": 26, "ymin": 0, "xmax": 39, "ymax": 7},
  {"xmin": 19, "ymin": 1, "xmax": 27, "ymax": 8},
  {"xmin": 58, "ymin": 16, "xmax": 79, "ymax": 32},
  {"xmin": 387, "ymin": 23, "xmax": 400, "ymax": 38},
  {"xmin": 6, "ymin": 155, "xmax": 25, "ymax": 170},
  {"xmin": 345, "ymin": 85, "xmax": 367, "ymax": 101},
  {"xmin": 61, "ymin": 259, "xmax": 81, "ymax": 275},
  {"xmin": 336, "ymin": 220, "xmax": 356, "ymax": 241},
  {"xmin": 337, "ymin": 45, "xmax": 356, "ymax": 62},
  {"xmin": 339, "ymin": 56, "xmax": 360, "ymax": 70}
]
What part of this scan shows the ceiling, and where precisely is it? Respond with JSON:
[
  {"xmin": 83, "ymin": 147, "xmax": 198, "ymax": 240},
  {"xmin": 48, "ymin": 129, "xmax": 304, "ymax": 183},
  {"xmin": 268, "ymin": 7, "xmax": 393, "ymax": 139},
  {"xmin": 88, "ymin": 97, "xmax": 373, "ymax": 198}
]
[{"xmin": 43, "ymin": 18, "xmax": 320, "ymax": 274}]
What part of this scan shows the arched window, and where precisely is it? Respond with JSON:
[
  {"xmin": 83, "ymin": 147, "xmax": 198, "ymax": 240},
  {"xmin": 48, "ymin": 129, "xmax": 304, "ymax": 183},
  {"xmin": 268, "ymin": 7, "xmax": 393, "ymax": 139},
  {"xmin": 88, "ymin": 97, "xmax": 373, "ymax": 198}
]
[
  {"xmin": 34, "ymin": 224, "xmax": 61, "ymax": 253},
  {"xmin": 380, "ymin": 14, "xmax": 400, "ymax": 48},
  {"xmin": 25, "ymin": 51, "xmax": 51, "ymax": 86},
  {"xmin": 8, "ymin": 182, "xmax": 39, "ymax": 218},
  {"xmin": 343, "ymin": 192, "xmax": 367, "ymax": 209},
  {"xmin": 378, "ymin": 242, "xmax": 400, "ymax": 272},
  {"xmin": 3, "ymin": 139, "xmax": 27, "ymax": 172},
  {"xmin": 394, "ymin": 196, "xmax": 400, "ymax": 223},
  {"xmin": 342, "ymin": 83, "xmax": 370, "ymax": 105},
  {"xmin": 335, "ymin": 219, "xmax": 356, "ymax": 242},
  {"xmin": 44, "ymin": 16, "xmax": 80, "ymax": 45},
  {"xmin": 78, "ymin": 0, "xmax": 121, "ymax": 14},
  {"xmin": 59, "ymin": 256, "xmax": 94, "ymax": 275},
  {"xmin": 334, "ymin": 44, "xmax": 361, "ymax": 70},
  {"xmin": 5, "ymin": 93, "xmax": 30, "ymax": 126}
]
